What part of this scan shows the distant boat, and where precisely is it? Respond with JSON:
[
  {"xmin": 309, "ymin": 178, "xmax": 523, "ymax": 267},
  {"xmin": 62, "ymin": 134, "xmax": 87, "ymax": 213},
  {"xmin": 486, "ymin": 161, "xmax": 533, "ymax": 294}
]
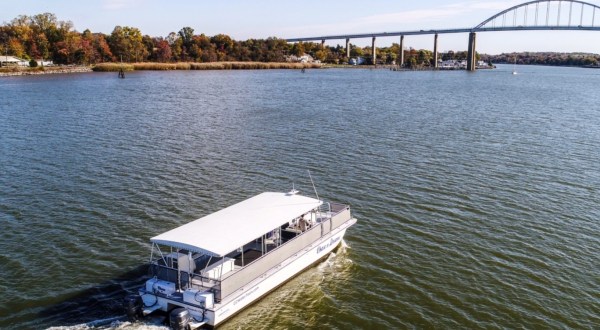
[{"xmin": 512, "ymin": 56, "xmax": 518, "ymax": 75}]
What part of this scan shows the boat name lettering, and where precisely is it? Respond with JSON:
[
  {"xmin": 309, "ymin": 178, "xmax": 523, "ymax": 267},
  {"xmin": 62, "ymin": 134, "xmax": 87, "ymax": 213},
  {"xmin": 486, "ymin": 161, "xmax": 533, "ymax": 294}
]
[
  {"xmin": 317, "ymin": 236, "xmax": 341, "ymax": 254},
  {"xmin": 233, "ymin": 286, "xmax": 259, "ymax": 306}
]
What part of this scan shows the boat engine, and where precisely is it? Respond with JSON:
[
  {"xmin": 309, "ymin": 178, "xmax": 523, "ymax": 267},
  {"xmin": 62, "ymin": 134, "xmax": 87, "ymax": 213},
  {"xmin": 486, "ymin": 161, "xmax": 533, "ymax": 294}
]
[
  {"xmin": 170, "ymin": 307, "xmax": 192, "ymax": 330},
  {"xmin": 123, "ymin": 294, "xmax": 143, "ymax": 322}
]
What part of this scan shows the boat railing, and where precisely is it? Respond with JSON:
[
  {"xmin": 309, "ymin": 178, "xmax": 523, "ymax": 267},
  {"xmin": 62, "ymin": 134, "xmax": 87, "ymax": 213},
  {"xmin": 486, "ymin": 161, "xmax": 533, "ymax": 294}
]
[
  {"xmin": 219, "ymin": 224, "xmax": 322, "ymax": 299},
  {"xmin": 329, "ymin": 203, "xmax": 351, "ymax": 230},
  {"xmin": 329, "ymin": 202, "xmax": 349, "ymax": 214},
  {"xmin": 189, "ymin": 272, "xmax": 222, "ymax": 301},
  {"xmin": 149, "ymin": 263, "xmax": 179, "ymax": 285},
  {"xmin": 149, "ymin": 263, "xmax": 221, "ymax": 296},
  {"xmin": 219, "ymin": 203, "xmax": 352, "ymax": 300},
  {"xmin": 148, "ymin": 203, "xmax": 352, "ymax": 302}
]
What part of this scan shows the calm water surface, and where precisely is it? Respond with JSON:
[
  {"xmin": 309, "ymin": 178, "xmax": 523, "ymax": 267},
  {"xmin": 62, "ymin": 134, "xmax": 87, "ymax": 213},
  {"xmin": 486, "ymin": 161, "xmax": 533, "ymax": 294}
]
[{"xmin": 0, "ymin": 65, "xmax": 599, "ymax": 329}]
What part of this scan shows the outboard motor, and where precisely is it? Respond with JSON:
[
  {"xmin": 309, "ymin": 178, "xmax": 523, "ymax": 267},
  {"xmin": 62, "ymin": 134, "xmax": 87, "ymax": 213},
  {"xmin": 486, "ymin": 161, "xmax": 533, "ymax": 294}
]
[
  {"xmin": 123, "ymin": 294, "xmax": 143, "ymax": 322},
  {"xmin": 170, "ymin": 307, "xmax": 192, "ymax": 330}
]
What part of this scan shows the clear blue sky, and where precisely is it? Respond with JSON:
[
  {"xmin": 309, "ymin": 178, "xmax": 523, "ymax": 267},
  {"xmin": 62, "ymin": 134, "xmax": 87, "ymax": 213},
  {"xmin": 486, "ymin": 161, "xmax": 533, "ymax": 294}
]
[{"xmin": 3, "ymin": 0, "xmax": 600, "ymax": 54}]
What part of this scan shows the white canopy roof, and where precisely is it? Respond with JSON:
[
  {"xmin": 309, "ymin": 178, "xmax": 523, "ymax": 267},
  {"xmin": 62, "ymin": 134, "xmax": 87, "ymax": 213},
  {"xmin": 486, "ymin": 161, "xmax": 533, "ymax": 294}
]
[{"xmin": 151, "ymin": 192, "xmax": 322, "ymax": 257}]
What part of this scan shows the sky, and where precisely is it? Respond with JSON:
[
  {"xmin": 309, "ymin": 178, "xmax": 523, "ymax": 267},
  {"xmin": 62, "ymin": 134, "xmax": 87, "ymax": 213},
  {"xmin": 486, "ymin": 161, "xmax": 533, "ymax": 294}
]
[{"xmin": 3, "ymin": 0, "xmax": 600, "ymax": 54}]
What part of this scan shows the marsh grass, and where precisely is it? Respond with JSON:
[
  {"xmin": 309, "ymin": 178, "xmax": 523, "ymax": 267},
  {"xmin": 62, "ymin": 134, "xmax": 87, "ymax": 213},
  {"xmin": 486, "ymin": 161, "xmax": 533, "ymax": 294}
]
[
  {"xmin": 93, "ymin": 62, "xmax": 320, "ymax": 72},
  {"xmin": 92, "ymin": 63, "xmax": 135, "ymax": 72}
]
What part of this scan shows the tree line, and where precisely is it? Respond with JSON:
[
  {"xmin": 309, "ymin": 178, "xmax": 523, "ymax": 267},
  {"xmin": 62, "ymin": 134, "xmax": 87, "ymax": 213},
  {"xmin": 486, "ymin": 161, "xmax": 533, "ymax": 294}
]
[
  {"xmin": 0, "ymin": 12, "xmax": 477, "ymax": 67},
  {"xmin": 484, "ymin": 52, "xmax": 599, "ymax": 67},
  {"xmin": 0, "ymin": 13, "xmax": 294, "ymax": 65},
  {"xmin": 3, "ymin": 13, "xmax": 596, "ymax": 68}
]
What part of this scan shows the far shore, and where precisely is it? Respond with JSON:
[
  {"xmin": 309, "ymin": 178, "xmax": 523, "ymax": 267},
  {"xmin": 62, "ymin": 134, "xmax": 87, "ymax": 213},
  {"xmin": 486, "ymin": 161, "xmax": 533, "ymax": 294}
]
[
  {"xmin": 3, "ymin": 61, "xmax": 598, "ymax": 77},
  {"xmin": 0, "ymin": 62, "xmax": 321, "ymax": 77},
  {"xmin": 93, "ymin": 61, "xmax": 321, "ymax": 72}
]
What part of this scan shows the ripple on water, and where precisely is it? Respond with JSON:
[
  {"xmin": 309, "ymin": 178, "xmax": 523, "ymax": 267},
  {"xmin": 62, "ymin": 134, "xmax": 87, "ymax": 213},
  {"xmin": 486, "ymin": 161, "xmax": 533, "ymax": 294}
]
[{"xmin": 0, "ymin": 67, "xmax": 599, "ymax": 329}]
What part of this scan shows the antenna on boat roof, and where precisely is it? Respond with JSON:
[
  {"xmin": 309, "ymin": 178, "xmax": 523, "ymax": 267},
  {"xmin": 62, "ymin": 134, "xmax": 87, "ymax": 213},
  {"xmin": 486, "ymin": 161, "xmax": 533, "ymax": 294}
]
[{"xmin": 307, "ymin": 170, "xmax": 320, "ymax": 201}]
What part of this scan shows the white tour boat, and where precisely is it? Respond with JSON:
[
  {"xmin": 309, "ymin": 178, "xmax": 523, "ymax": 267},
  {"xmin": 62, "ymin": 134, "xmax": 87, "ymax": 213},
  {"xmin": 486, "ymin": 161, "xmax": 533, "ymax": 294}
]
[{"xmin": 124, "ymin": 190, "xmax": 357, "ymax": 329}]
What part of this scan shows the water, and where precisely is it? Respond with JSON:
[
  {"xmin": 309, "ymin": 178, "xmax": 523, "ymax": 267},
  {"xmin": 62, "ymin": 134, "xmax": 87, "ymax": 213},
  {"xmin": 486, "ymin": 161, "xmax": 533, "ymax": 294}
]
[{"xmin": 1, "ymin": 65, "xmax": 599, "ymax": 329}]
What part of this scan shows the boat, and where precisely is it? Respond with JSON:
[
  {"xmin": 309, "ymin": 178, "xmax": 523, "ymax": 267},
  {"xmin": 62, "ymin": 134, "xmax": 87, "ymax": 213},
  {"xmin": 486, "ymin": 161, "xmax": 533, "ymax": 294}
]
[
  {"xmin": 512, "ymin": 56, "xmax": 518, "ymax": 75},
  {"xmin": 123, "ymin": 190, "xmax": 357, "ymax": 329}
]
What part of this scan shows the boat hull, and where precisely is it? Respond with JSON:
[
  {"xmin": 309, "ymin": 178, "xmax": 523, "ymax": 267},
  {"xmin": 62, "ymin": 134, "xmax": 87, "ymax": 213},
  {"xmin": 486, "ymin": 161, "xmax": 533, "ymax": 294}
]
[{"xmin": 209, "ymin": 219, "xmax": 355, "ymax": 326}]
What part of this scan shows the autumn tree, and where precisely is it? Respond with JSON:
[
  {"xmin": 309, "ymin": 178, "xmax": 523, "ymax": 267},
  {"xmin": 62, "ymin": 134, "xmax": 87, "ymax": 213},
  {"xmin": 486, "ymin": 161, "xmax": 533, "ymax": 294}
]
[
  {"xmin": 211, "ymin": 34, "xmax": 234, "ymax": 61},
  {"xmin": 93, "ymin": 33, "xmax": 113, "ymax": 62},
  {"xmin": 109, "ymin": 26, "xmax": 146, "ymax": 62},
  {"xmin": 154, "ymin": 39, "xmax": 172, "ymax": 62}
]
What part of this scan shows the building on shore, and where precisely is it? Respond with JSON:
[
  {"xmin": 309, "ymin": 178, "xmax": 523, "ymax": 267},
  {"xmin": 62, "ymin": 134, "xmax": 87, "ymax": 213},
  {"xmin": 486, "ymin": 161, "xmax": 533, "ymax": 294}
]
[
  {"xmin": 0, "ymin": 56, "xmax": 29, "ymax": 67},
  {"xmin": 285, "ymin": 53, "xmax": 319, "ymax": 63}
]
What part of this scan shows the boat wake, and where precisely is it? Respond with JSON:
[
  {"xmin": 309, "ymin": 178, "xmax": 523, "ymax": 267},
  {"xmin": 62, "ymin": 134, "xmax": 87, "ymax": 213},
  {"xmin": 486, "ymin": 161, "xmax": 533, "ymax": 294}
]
[
  {"xmin": 47, "ymin": 241, "xmax": 355, "ymax": 330},
  {"xmin": 46, "ymin": 316, "xmax": 169, "ymax": 330}
]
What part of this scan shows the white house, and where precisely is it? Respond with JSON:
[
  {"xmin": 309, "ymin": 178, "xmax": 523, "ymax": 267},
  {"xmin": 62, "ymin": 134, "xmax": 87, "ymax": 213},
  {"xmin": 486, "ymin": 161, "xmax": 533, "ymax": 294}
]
[
  {"xmin": 36, "ymin": 59, "xmax": 54, "ymax": 66},
  {"xmin": 0, "ymin": 56, "xmax": 29, "ymax": 67},
  {"xmin": 439, "ymin": 59, "xmax": 468, "ymax": 68},
  {"xmin": 298, "ymin": 54, "xmax": 314, "ymax": 63},
  {"xmin": 440, "ymin": 59, "xmax": 459, "ymax": 68}
]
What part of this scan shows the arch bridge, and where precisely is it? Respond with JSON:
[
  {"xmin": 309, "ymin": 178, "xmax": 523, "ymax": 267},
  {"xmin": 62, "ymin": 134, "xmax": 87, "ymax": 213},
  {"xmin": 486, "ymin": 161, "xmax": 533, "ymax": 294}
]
[{"xmin": 286, "ymin": 0, "xmax": 600, "ymax": 70}]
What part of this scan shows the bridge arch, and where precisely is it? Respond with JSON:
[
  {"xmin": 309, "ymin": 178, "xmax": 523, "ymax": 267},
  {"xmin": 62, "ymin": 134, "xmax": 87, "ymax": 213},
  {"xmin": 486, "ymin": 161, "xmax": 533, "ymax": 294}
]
[{"xmin": 474, "ymin": 0, "xmax": 600, "ymax": 30}]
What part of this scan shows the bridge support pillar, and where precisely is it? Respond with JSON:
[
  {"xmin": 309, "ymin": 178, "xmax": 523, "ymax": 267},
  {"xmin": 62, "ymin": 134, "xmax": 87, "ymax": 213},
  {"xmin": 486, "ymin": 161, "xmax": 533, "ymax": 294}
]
[
  {"xmin": 433, "ymin": 34, "xmax": 438, "ymax": 69},
  {"xmin": 467, "ymin": 32, "xmax": 477, "ymax": 71},
  {"xmin": 399, "ymin": 35, "xmax": 404, "ymax": 67},
  {"xmin": 321, "ymin": 39, "xmax": 325, "ymax": 50},
  {"xmin": 346, "ymin": 38, "xmax": 350, "ymax": 58},
  {"xmin": 372, "ymin": 37, "xmax": 376, "ymax": 65}
]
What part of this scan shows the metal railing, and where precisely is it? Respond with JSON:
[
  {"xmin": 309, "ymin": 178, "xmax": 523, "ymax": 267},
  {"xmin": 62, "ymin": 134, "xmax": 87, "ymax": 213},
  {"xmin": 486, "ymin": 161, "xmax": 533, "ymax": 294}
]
[
  {"xmin": 219, "ymin": 203, "xmax": 352, "ymax": 300},
  {"xmin": 148, "ymin": 203, "xmax": 352, "ymax": 303}
]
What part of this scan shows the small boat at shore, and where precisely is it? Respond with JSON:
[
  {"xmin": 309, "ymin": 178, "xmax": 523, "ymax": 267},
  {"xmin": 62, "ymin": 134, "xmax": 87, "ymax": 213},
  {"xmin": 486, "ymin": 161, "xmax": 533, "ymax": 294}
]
[{"xmin": 124, "ymin": 190, "xmax": 357, "ymax": 329}]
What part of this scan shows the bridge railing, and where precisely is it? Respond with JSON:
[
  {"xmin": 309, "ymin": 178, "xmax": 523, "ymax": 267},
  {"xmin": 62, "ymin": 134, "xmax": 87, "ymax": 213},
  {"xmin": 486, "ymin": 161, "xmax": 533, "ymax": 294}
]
[{"xmin": 475, "ymin": 0, "xmax": 600, "ymax": 30}]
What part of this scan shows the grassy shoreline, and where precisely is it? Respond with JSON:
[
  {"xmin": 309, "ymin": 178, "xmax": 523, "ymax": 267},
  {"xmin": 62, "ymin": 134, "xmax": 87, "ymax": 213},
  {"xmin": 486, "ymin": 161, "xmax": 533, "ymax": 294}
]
[{"xmin": 93, "ymin": 62, "xmax": 321, "ymax": 72}]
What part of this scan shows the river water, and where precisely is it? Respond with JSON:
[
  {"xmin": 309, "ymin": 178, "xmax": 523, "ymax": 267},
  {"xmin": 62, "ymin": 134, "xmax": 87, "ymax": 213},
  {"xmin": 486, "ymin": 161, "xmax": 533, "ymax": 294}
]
[{"xmin": 0, "ymin": 65, "xmax": 599, "ymax": 329}]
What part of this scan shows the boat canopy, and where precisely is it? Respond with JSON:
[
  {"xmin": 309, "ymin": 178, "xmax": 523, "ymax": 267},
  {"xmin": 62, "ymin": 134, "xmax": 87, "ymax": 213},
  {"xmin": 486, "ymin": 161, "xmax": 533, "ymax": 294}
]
[{"xmin": 151, "ymin": 192, "xmax": 322, "ymax": 257}]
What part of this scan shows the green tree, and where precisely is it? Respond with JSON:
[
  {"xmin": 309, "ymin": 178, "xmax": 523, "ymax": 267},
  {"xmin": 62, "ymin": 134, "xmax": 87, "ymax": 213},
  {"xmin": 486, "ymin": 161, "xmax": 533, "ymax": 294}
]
[
  {"xmin": 350, "ymin": 45, "xmax": 363, "ymax": 57},
  {"xmin": 178, "ymin": 27, "xmax": 194, "ymax": 60},
  {"xmin": 291, "ymin": 42, "xmax": 304, "ymax": 56},
  {"xmin": 109, "ymin": 26, "xmax": 146, "ymax": 62}
]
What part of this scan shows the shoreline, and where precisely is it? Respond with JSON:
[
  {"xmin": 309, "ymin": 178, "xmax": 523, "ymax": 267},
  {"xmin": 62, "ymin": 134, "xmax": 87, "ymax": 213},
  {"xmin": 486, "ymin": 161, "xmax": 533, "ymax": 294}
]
[
  {"xmin": 0, "ymin": 66, "xmax": 93, "ymax": 77},
  {"xmin": 93, "ymin": 61, "xmax": 321, "ymax": 72},
  {"xmin": 0, "ymin": 62, "xmax": 320, "ymax": 77},
  {"xmin": 3, "ymin": 62, "xmax": 597, "ymax": 78}
]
